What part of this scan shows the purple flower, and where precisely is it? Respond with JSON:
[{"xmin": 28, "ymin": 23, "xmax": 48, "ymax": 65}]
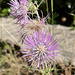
[
  {"xmin": 19, "ymin": 19, "xmax": 48, "ymax": 44},
  {"xmin": 8, "ymin": 0, "xmax": 33, "ymax": 27},
  {"xmin": 22, "ymin": 31, "xmax": 60, "ymax": 69}
]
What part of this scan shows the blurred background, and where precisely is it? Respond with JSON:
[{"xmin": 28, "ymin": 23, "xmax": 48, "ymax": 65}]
[
  {"xmin": 0, "ymin": 0, "xmax": 75, "ymax": 26},
  {"xmin": 0, "ymin": 0, "xmax": 75, "ymax": 75}
]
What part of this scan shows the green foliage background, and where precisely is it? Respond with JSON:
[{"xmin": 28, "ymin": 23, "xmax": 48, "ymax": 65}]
[
  {"xmin": 0, "ymin": 0, "xmax": 10, "ymax": 16},
  {"xmin": 0, "ymin": 0, "xmax": 75, "ymax": 25}
]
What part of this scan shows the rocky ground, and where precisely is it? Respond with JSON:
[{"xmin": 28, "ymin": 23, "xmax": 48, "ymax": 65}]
[{"xmin": 0, "ymin": 17, "xmax": 75, "ymax": 67}]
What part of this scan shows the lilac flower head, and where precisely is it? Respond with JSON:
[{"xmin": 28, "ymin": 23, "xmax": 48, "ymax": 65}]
[
  {"xmin": 19, "ymin": 20, "xmax": 46, "ymax": 44},
  {"xmin": 8, "ymin": 0, "xmax": 33, "ymax": 27},
  {"xmin": 22, "ymin": 30, "xmax": 60, "ymax": 70}
]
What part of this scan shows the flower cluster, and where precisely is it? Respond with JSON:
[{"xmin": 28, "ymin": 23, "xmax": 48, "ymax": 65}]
[{"xmin": 9, "ymin": 0, "xmax": 60, "ymax": 70}]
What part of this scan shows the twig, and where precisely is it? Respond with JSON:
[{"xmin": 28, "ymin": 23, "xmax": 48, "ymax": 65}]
[{"xmin": 0, "ymin": 21, "xmax": 20, "ymax": 46}]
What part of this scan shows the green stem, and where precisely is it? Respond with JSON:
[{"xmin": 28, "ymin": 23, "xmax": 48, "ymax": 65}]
[
  {"xmin": 51, "ymin": 0, "xmax": 54, "ymax": 25},
  {"xmin": 38, "ymin": 0, "xmax": 44, "ymax": 7},
  {"xmin": 33, "ymin": 0, "xmax": 44, "ymax": 20},
  {"xmin": 51, "ymin": 0, "xmax": 54, "ymax": 34},
  {"xmin": 46, "ymin": 0, "xmax": 50, "ymax": 24},
  {"xmin": 51, "ymin": 0, "xmax": 57, "ymax": 75},
  {"xmin": 46, "ymin": 0, "xmax": 49, "ymax": 14}
]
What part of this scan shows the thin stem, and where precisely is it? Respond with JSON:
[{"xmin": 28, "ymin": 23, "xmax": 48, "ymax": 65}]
[
  {"xmin": 69, "ymin": 39, "xmax": 75, "ymax": 75},
  {"xmin": 51, "ymin": 0, "xmax": 57, "ymax": 75},
  {"xmin": 46, "ymin": 0, "xmax": 48, "ymax": 14},
  {"xmin": 0, "ymin": 18, "xmax": 2, "ymax": 40},
  {"xmin": 51, "ymin": 0, "xmax": 54, "ymax": 25},
  {"xmin": 0, "ymin": 2, "xmax": 2, "ymax": 40},
  {"xmin": 62, "ymin": 33, "xmax": 67, "ymax": 65},
  {"xmin": 35, "ymin": 0, "xmax": 44, "ymax": 20},
  {"xmin": 1, "ymin": 24, "xmax": 20, "ymax": 46},
  {"xmin": 51, "ymin": 0, "xmax": 54, "ymax": 34},
  {"xmin": 46, "ymin": 0, "xmax": 51, "ymax": 34},
  {"xmin": 46, "ymin": 0, "xmax": 50, "ymax": 24},
  {"xmin": 38, "ymin": 0, "xmax": 44, "ymax": 8}
]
